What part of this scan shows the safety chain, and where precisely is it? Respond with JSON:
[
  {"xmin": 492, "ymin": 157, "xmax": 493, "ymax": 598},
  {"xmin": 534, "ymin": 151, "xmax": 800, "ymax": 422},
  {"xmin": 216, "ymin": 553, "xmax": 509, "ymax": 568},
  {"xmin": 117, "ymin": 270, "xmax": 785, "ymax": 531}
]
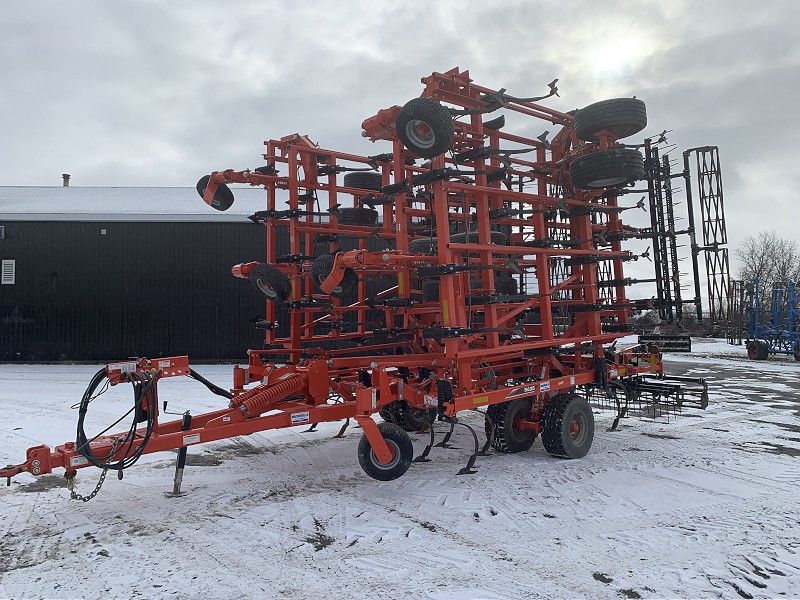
[{"xmin": 65, "ymin": 437, "xmax": 121, "ymax": 502}]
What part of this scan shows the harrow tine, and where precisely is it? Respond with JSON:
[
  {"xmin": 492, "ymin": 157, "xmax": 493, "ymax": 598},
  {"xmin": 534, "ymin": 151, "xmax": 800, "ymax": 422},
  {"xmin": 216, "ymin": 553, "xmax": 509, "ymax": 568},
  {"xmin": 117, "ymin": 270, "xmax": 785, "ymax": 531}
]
[
  {"xmin": 455, "ymin": 422, "xmax": 479, "ymax": 476},
  {"xmin": 435, "ymin": 419, "xmax": 456, "ymax": 448},
  {"xmin": 478, "ymin": 410, "xmax": 494, "ymax": 456},
  {"xmin": 413, "ymin": 414, "xmax": 436, "ymax": 463},
  {"xmin": 333, "ymin": 418, "xmax": 350, "ymax": 438}
]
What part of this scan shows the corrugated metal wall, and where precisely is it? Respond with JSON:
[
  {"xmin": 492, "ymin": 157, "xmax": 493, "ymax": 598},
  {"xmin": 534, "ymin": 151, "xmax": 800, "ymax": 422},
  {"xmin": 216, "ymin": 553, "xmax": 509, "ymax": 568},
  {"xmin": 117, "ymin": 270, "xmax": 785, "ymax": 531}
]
[{"xmin": 0, "ymin": 220, "xmax": 276, "ymax": 360}]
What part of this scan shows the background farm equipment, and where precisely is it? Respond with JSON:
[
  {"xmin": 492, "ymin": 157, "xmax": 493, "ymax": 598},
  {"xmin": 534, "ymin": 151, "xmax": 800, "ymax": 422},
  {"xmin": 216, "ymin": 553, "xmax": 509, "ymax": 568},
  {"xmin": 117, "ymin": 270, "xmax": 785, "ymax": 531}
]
[
  {"xmin": 2, "ymin": 68, "xmax": 710, "ymax": 496},
  {"xmin": 734, "ymin": 278, "xmax": 800, "ymax": 360}
]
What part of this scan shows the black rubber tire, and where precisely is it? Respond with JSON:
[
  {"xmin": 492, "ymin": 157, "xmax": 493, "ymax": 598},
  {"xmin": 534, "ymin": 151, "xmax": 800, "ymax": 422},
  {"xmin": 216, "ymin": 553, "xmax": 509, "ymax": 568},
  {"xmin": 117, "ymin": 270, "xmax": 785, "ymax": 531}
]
[
  {"xmin": 409, "ymin": 237, "xmax": 438, "ymax": 255},
  {"xmin": 396, "ymin": 97, "xmax": 455, "ymax": 158},
  {"xmin": 196, "ymin": 175, "xmax": 235, "ymax": 211},
  {"xmin": 401, "ymin": 405, "xmax": 436, "ymax": 431},
  {"xmin": 338, "ymin": 207, "xmax": 379, "ymax": 226},
  {"xmin": 379, "ymin": 401, "xmax": 432, "ymax": 432},
  {"xmin": 423, "ymin": 276, "xmax": 515, "ymax": 301},
  {"xmin": 747, "ymin": 341, "xmax": 760, "ymax": 360},
  {"xmin": 485, "ymin": 397, "xmax": 537, "ymax": 453},
  {"xmin": 249, "ymin": 263, "xmax": 292, "ymax": 301},
  {"xmin": 496, "ymin": 276, "xmax": 518, "ymax": 296},
  {"xmin": 450, "ymin": 230, "xmax": 509, "ymax": 246},
  {"xmin": 574, "ymin": 98, "xmax": 647, "ymax": 142},
  {"xmin": 794, "ymin": 346, "xmax": 800, "ymax": 361},
  {"xmin": 309, "ymin": 254, "xmax": 358, "ymax": 296},
  {"xmin": 357, "ymin": 422, "xmax": 413, "ymax": 481},
  {"xmin": 568, "ymin": 148, "xmax": 645, "ymax": 189},
  {"xmin": 343, "ymin": 172, "xmax": 382, "ymax": 191},
  {"xmin": 756, "ymin": 341, "xmax": 769, "ymax": 360},
  {"xmin": 541, "ymin": 393, "xmax": 595, "ymax": 459}
]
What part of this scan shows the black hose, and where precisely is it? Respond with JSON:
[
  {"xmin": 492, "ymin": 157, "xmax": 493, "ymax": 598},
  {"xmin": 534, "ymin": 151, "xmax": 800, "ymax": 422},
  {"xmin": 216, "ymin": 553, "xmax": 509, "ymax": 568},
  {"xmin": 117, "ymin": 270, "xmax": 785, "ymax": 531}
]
[
  {"xmin": 188, "ymin": 369, "xmax": 234, "ymax": 399},
  {"xmin": 76, "ymin": 368, "xmax": 158, "ymax": 471}
]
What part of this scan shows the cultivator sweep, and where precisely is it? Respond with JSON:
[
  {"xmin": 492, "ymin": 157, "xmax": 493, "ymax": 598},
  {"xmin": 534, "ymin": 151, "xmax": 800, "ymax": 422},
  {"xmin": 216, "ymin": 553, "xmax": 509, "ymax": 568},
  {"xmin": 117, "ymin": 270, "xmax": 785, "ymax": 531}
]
[{"xmin": 3, "ymin": 68, "xmax": 709, "ymax": 494}]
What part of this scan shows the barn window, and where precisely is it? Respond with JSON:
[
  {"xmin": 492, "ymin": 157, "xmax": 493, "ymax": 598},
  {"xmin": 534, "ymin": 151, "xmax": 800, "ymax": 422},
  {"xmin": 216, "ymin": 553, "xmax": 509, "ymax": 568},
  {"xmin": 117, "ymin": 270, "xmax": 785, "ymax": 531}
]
[{"xmin": 1, "ymin": 259, "xmax": 15, "ymax": 285}]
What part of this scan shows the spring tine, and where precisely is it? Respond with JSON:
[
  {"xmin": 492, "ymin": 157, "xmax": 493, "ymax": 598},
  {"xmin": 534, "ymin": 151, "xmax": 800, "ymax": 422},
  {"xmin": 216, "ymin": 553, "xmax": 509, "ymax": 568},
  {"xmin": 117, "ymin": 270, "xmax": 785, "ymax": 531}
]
[
  {"xmin": 333, "ymin": 418, "xmax": 350, "ymax": 438},
  {"xmin": 435, "ymin": 419, "xmax": 456, "ymax": 448},
  {"xmin": 478, "ymin": 410, "xmax": 494, "ymax": 456},
  {"xmin": 413, "ymin": 414, "xmax": 436, "ymax": 463},
  {"xmin": 455, "ymin": 422, "xmax": 479, "ymax": 475}
]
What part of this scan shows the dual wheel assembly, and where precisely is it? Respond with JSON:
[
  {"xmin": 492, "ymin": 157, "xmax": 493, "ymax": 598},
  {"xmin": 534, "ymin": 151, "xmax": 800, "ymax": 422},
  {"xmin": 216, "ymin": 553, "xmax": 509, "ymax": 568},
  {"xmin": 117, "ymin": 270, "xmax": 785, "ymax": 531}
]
[{"xmin": 358, "ymin": 393, "xmax": 595, "ymax": 481}]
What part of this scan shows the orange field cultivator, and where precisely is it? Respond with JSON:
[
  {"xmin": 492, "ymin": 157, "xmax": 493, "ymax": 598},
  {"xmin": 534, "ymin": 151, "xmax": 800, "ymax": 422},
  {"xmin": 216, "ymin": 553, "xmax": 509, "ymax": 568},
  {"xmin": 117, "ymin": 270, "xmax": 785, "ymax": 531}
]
[{"xmin": 2, "ymin": 68, "xmax": 708, "ymax": 496}]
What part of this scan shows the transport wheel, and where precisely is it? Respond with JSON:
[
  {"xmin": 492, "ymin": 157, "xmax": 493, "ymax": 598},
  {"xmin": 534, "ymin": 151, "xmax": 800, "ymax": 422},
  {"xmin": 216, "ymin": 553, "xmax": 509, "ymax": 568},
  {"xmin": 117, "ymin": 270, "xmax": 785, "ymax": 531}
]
[
  {"xmin": 399, "ymin": 403, "xmax": 436, "ymax": 432},
  {"xmin": 450, "ymin": 230, "xmax": 509, "ymax": 246},
  {"xmin": 358, "ymin": 422, "xmax": 413, "ymax": 481},
  {"xmin": 409, "ymin": 237, "xmax": 438, "ymax": 255},
  {"xmin": 541, "ymin": 393, "xmax": 595, "ymax": 459},
  {"xmin": 343, "ymin": 171, "xmax": 383, "ymax": 191},
  {"xmin": 794, "ymin": 346, "xmax": 800, "ymax": 361},
  {"xmin": 249, "ymin": 263, "xmax": 292, "ymax": 301},
  {"xmin": 568, "ymin": 148, "xmax": 645, "ymax": 189},
  {"xmin": 338, "ymin": 207, "xmax": 379, "ymax": 226},
  {"xmin": 574, "ymin": 98, "xmax": 647, "ymax": 142},
  {"xmin": 309, "ymin": 254, "xmax": 358, "ymax": 296},
  {"xmin": 485, "ymin": 397, "xmax": 537, "ymax": 453},
  {"xmin": 196, "ymin": 175, "xmax": 235, "ymax": 211},
  {"xmin": 746, "ymin": 341, "xmax": 760, "ymax": 360},
  {"xmin": 396, "ymin": 97, "xmax": 455, "ymax": 158},
  {"xmin": 496, "ymin": 276, "xmax": 518, "ymax": 295},
  {"xmin": 756, "ymin": 341, "xmax": 769, "ymax": 360}
]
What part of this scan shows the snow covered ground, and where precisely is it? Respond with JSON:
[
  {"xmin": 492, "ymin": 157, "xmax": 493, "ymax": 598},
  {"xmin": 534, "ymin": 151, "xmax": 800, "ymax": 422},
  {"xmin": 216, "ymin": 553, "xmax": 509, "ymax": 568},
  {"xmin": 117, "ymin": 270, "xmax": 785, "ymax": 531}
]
[{"xmin": 1, "ymin": 339, "xmax": 799, "ymax": 599}]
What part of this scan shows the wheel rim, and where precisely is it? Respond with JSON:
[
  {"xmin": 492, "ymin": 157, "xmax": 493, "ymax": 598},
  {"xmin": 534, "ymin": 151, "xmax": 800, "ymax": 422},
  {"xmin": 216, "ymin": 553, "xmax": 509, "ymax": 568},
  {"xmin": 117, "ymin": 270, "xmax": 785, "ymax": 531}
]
[
  {"xmin": 404, "ymin": 119, "xmax": 436, "ymax": 149},
  {"xmin": 369, "ymin": 439, "xmax": 401, "ymax": 471},
  {"xmin": 569, "ymin": 412, "xmax": 589, "ymax": 446},
  {"xmin": 255, "ymin": 279, "xmax": 277, "ymax": 300},
  {"xmin": 587, "ymin": 175, "xmax": 627, "ymax": 187},
  {"xmin": 747, "ymin": 343, "xmax": 757, "ymax": 359}
]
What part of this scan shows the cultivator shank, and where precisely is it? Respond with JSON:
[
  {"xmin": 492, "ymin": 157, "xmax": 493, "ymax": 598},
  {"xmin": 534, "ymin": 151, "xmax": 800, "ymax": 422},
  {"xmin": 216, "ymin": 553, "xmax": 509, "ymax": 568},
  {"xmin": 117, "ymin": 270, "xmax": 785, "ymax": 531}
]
[{"xmin": 3, "ymin": 67, "xmax": 710, "ymax": 494}]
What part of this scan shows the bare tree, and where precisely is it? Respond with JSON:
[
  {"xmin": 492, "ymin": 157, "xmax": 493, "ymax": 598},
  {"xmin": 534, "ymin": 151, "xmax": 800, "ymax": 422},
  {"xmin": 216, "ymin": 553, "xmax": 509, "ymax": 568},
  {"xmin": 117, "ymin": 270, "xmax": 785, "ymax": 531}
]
[{"xmin": 735, "ymin": 230, "xmax": 800, "ymax": 285}]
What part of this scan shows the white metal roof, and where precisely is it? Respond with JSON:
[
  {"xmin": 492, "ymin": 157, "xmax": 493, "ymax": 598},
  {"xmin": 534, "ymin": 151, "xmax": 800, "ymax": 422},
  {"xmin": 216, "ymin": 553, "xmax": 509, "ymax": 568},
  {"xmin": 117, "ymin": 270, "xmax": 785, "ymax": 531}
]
[{"xmin": 0, "ymin": 186, "xmax": 269, "ymax": 222}]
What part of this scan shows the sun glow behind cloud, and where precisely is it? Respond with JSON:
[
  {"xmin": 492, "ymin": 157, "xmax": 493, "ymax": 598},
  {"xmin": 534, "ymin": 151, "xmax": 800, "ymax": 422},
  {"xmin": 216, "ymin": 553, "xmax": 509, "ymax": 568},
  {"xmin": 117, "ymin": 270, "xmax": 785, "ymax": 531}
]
[{"xmin": 586, "ymin": 37, "xmax": 649, "ymax": 81}]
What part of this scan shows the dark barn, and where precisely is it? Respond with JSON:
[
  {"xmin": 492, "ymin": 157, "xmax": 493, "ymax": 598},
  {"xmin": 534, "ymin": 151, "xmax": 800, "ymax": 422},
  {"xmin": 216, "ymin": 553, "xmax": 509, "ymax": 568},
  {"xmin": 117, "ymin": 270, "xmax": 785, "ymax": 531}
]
[{"xmin": 0, "ymin": 186, "xmax": 276, "ymax": 361}]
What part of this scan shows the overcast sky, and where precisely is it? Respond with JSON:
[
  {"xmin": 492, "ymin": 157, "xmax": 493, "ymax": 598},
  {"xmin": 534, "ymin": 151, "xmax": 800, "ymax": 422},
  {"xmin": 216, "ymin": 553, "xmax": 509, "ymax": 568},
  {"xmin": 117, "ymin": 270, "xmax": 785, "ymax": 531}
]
[{"xmin": 1, "ymin": 0, "xmax": 798, "ymax": 279}]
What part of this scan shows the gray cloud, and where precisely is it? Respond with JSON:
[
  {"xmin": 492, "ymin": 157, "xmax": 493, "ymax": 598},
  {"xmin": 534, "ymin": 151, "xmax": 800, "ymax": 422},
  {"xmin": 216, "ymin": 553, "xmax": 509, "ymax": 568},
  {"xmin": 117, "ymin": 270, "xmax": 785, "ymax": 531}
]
[{"xmin": 1, "ymin": 0, "xmax": 797, "ymax": 279}]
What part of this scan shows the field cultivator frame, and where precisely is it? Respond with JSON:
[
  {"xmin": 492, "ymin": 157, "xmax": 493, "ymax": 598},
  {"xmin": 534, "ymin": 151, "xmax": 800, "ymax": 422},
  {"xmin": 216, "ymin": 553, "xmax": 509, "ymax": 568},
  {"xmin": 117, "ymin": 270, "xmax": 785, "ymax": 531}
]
[
  {"xmin": 3, "ymin": 68, "xmax": 709, "ymax": 493},
  {"xmin": 738, "ymin": 278, "xmax": 800, "ymax": 361}
]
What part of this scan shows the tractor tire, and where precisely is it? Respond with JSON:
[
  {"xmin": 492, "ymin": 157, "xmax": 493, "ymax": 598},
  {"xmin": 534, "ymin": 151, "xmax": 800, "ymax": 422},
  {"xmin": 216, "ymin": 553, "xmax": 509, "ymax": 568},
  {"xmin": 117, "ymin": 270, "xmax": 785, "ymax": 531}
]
[
  {"xmin": 343, "ymin": 171, "xmax": 382, "ymax": 191},
  {"xmin": 485, "ymin": 397, "xmax": 537, "ymax": 453},
  {"xmin": 541, "ymin": 393, "xmax": 595, "ymax": 459},
  {"xmin": 309, "ymin": 254, "xmax": 358, "ymax": 296},
  {"xmin": 756, "ymin": 341, "xmax": 769, "ymax": 360},
  {"xmin": 568, "ymin": 148, "xmax": 645, "ymax": 189},
  {"xmin": 248, "ymin": 263, "xmax": 292, "ymax": 301},
  {"xmin": 396, "ymin": 97, "xmax": 455, "ymax": 158},
  {"xmin": 338, "ymin": 207, "xmax": 379, "ymax": 226},
  {"xmin": 196, "ymin": 175, "xmax": 235, "ymax": 211},
  {"xmin": 574, "ymin": 98, "xmax": 647, "ymax": 142},
  {"xmin": 358, "ymin": 422, "xmax": 413, "ymax": 481}
]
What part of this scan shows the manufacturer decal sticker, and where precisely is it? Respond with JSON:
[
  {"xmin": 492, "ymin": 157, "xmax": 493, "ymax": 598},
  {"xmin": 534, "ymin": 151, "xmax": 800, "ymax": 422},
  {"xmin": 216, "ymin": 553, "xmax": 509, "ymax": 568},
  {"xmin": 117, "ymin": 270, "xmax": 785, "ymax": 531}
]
[{"xmin": 291, "ymin": 412, "xmax": 310, "ymax": 424}]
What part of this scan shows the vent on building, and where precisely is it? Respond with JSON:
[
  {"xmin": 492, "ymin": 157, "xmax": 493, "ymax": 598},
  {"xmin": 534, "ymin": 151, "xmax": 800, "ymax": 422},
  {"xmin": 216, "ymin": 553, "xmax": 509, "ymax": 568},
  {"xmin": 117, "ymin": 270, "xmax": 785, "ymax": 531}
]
[{"xmin": 1, "ymin": 259, "xmax": 15, "ymax": 285}]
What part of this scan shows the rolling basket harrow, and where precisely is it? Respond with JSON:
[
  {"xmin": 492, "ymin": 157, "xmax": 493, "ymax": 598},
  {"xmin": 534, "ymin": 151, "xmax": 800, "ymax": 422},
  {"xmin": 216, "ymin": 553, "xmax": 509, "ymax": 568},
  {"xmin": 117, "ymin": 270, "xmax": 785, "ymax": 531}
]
[{"xmin": 2, "ymin": 68, "xmax": 708, "ymax": 495}]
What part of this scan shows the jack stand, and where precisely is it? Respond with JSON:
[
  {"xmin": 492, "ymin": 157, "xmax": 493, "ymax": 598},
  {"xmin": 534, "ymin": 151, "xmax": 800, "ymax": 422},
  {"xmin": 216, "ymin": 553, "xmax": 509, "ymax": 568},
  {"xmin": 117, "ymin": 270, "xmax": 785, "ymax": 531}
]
[{"xmin": 166, "ymin": 411, "xmax": 192, "ymax": 497}]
